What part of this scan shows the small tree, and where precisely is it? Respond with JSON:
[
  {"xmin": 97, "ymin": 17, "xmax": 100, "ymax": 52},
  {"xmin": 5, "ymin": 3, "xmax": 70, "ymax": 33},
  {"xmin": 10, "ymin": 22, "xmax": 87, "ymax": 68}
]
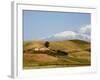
[{"xmin": 44, "ymin": 41, "xmax": 49, "ymax": 48}]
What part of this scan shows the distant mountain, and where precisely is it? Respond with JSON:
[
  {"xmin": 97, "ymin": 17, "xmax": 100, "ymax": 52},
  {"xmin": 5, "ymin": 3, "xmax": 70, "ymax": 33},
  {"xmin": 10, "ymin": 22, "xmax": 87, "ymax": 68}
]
[{"xmin": 43, "ymin": 31, "xmax": 90, "ymax": 42}]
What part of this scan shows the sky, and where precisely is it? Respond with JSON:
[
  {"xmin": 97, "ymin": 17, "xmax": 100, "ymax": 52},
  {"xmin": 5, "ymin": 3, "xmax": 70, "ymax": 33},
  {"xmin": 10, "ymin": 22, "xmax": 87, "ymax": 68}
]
[{"xmin": 23, "ymin": 10, "xmax": 91, "ymax": 41}]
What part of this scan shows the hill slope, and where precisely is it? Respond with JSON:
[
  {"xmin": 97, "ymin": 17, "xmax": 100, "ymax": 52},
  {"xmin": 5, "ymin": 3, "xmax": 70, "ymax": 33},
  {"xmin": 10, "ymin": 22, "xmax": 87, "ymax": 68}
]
[{"xmin": 23, "ymin": 39, "xmax": 91, "ymax": 69}]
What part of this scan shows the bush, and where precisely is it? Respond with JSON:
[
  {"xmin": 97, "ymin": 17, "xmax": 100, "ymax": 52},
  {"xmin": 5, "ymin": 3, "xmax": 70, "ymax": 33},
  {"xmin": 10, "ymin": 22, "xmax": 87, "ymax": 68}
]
[
  {"xmin": 44, "ymin": 41, "xmax": 49, "ymax": 48},
  {"xmin": 57, "ymin": 50, "xmax": 68, "ymax": 56}
]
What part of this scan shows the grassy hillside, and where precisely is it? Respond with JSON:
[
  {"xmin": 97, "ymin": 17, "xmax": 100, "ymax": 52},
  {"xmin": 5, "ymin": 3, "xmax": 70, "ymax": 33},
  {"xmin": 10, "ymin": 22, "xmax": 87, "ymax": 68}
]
[{"xmin": 23, "ymin": 39, "xmax": 91, "ymax": 69}]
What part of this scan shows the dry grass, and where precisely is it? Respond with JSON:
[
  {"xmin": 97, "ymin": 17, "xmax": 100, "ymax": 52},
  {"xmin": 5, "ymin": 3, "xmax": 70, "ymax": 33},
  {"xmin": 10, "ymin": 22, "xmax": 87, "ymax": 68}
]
[{"xmin": 23, "ymin": 39, "xmax": 91, "ymax": 69}]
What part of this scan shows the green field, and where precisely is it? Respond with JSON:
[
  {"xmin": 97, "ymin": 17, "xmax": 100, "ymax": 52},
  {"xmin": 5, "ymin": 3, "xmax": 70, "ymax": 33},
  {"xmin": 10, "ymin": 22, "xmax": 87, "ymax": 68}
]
[{"xmin": 23, "ymin": 39, "xmax": 91, "ymax": 69}]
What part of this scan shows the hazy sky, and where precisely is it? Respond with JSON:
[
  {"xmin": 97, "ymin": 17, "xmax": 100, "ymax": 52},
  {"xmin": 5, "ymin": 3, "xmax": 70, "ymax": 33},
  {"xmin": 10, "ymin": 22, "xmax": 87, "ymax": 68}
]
[{"xmin": 23, "ymin": 10, "xmax": 91, "ymax": 41}]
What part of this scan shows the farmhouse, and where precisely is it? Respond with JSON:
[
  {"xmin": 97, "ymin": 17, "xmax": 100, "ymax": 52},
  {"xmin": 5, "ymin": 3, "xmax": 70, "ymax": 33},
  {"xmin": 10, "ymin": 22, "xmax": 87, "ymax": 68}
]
[{"xmin": 34, "ymin": 47, "xmax": 50, "ymax": 52}]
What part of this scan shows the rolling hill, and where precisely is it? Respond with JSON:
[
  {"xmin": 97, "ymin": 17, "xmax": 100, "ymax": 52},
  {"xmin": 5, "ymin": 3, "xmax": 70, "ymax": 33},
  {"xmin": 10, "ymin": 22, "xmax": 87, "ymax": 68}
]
[{"xmin": 23, "ymin": 39, "xmax": 91, "ymax": 69}]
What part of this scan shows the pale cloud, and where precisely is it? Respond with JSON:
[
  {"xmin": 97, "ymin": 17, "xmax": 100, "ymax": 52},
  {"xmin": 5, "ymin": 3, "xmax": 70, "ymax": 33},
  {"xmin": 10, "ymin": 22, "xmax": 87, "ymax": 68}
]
[
  {"xmin": 79, "ymin": 24, "xmax": 91, "ymax": 34},
  {"xmin": 78, "ymin": 24, "xmax": 91, "ymax": 42},
  {"xmin": 54, "ymin": 31, "xmax": 77, "ymax": 38},
  {"xmin": 79, "ymin": 34, "xmax": 91, "ymax": 42},
  {"xmin": 44, "ymin": 24, "xmax": 91, "ymax": 42}
]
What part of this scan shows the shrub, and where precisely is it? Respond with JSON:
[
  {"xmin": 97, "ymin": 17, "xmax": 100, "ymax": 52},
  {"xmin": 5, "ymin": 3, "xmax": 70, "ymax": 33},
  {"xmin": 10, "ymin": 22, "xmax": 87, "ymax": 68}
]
[
  {"xmin": 44, "ymin": 41, "xmax": 50, "ymax": 48},
  {"xmin": 57, "ymin": 50, "xmax": 68, "ymax": 56}
]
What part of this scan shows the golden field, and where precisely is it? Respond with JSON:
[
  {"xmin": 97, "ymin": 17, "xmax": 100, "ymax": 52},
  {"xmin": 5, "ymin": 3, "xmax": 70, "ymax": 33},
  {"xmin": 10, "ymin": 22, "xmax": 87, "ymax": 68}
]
[{"xmin": 23, "ymin": 40, "xmax": 91, "ymax": 69}]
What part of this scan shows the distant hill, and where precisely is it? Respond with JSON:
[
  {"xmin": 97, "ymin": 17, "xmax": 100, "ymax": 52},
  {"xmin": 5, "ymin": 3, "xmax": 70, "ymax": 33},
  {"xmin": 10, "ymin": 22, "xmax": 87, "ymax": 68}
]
[{"xmin": 23, "ymin": 39, "xmax": 91, "ymax": 69}]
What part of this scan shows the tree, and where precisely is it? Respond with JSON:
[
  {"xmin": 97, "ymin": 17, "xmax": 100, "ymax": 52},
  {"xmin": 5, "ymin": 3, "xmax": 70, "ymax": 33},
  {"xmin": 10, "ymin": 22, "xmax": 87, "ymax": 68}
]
[{"xmin": 44, "ymin": 41, "xmax": 49, "ymax": 48}]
